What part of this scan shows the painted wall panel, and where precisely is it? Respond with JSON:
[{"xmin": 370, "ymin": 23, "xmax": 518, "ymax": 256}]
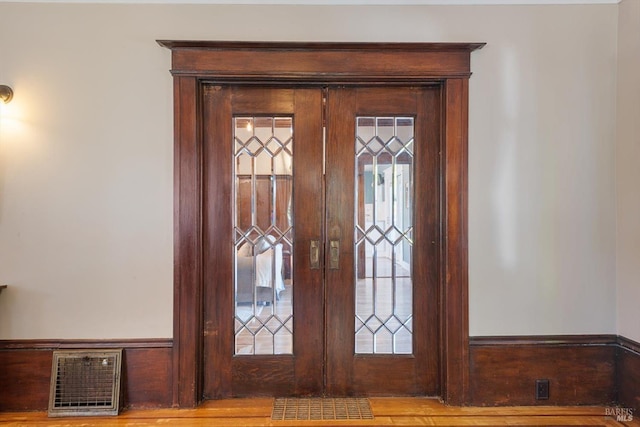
[
  {"xmin": 0, "ymin": 3, "xmax": 619, "ymax": 338},
  {"xmin": 616, "ymin": 0, "xmax": 640, "ymax": 344}
]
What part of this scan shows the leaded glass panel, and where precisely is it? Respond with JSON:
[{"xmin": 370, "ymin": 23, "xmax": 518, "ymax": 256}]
[
  {"xmin": 233, "ymin": 116, "xmax": 293, "ymax": 355},
  {"xmin": 355, "ymin": 117, "xmax": 414, "ymax": 355}
]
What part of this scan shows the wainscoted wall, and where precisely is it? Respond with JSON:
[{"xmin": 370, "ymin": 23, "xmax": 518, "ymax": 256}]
[
  {"xmin": 469, "ymin": 335, "xmax": 639, "ymax": 410},
  {"xmin": 469, "ymin": 335, "xmax": 617, "ymax": 406},
  {"xmin": 617, "ymin": 336, "xmax": 640, "ymax": 412},
  {"xmin": 0, "ymin": 336, "xmax": 637, "ymax": 411},
  {"xmin": 0, "ymin": 339, "xmax": 172, "ymax": 411}
]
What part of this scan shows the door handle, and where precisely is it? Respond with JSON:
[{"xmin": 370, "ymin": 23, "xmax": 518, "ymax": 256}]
[
  {"xmin": 310, "ymin": 240, "xmax": 320, "ymax": 270},
  {"xmin": 329, "ymin": 240, "xmax": 340, "ymax": 270}
]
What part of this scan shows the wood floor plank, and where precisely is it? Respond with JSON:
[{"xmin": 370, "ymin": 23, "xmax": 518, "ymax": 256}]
[
  {"xmin": 369, "ymin": 397, "xmax": 615, "ymax": 416},
  {"xmin": 0, "ymin": 398, "xmax": 634, "ymax": 426}
]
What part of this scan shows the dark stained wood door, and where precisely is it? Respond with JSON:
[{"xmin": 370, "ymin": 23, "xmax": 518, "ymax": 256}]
[
  {"xmin": 202, "ymin": 86, "xmax": 325, "ymax": 398},
  {"xmin": 325, "ymin": 87, "xmax": 440, "ymax": 396},
  {"xmin": 202, "ymin": 85, "xmax": 440, "ymax": 398}
]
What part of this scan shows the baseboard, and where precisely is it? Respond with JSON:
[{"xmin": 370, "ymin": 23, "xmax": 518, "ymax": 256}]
[
  {"xmin": 1, "ymin": 335, "xmax": 637, "ymax": 411},
  {"xmin": 616, "ymin": 336, "xmax": 640, "ymax": 412},
  {"xmin": 0, "ymin": 339, "xmax": 173, "ymax": 411},
  {"xmin": 469, "ymin": 334, "xmax": 618, "ymax": 406}
]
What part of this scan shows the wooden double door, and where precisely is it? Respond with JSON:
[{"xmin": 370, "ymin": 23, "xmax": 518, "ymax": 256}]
[{"xmin": 202, "ymin": 85, "xmax": 441, "ymax": 398}]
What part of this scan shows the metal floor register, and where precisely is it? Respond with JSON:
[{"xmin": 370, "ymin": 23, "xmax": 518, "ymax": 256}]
[{"xmin": 271, "ymin": 397, "xmax": 374, "ymax": 421}]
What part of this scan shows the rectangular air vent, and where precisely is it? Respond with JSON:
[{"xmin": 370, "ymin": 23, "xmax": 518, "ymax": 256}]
[
  {"xmin": 272, "ymin": 397, "xmax": 374, "ymax": 421},
  {"xmin": 48, "ymin": 349, "xmax": 123, "ymax": 417}
]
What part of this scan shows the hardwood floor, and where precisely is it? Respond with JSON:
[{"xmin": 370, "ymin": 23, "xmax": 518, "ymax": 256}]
[{"xmin": 1, "ymin": 398, "xmax": 637, "ymax": 426}]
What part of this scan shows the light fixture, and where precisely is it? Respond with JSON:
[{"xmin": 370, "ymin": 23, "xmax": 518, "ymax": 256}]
[{"xmin": 0, "ymin": 85, "xmax": 14, "ymax": 104}]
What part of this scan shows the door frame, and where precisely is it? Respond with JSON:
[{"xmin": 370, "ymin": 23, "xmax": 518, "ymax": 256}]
[{"xmin": 158, "ymin": 41, "xmax": 485, "ymax": 408}]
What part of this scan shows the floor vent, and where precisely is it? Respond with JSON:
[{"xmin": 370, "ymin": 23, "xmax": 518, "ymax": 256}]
[
  {"xmin": 271, "ymin": 397, "xmax": 374, "ymax": 421},
  {"xmin": 48, "ymin": 349, "xmax": 123, "ymax": 417}
]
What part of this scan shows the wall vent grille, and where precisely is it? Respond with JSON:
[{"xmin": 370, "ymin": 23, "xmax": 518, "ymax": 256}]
[{"xmin": 48, "ymin": 349, "xmax": 123, "ymax": 417}]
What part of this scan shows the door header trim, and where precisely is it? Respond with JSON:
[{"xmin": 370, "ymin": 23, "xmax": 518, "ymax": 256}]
[
  {"xmin": 157, "ymin": 41, "xmax": 486, "ymax": 51},
  {"xmin": 158, "ymin": 41, "xmax": 485, "ymax": 80}
]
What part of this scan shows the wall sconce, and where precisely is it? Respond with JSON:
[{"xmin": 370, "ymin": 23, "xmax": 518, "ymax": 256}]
[{"xmin": 0, "ymin": 85, "xmax": 14, "ymax": 104}]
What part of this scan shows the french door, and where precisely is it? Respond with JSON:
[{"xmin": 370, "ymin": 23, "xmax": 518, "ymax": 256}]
[{"xmin": 202, "ymin": 85, "xmax": 441, "ymax": 398}]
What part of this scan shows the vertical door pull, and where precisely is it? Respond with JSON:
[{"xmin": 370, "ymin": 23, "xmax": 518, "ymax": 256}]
[
  {"xmin": 329, "ymin": 240, "xmax": 340, "ymax": 270},
  {"xmin": 310, "ymin": 240, "xmax": 320, "ymax": 270}
]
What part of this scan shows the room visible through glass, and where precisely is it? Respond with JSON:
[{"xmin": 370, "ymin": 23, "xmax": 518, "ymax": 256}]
[
  {"xmin": 355, "ymin": 116, "xmax": 414, "ymax": 354},
  {"xmin": 233, "ymin": 116, "xmax": 294, "ymax": 355}
]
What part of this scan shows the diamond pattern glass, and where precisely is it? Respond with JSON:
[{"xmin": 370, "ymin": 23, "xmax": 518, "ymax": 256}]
[
  {"xmin": 233, "ymin": 116, "xmax": 293, "ymax": 355},
  {"xmin": 355, "ymin": 117, "xmax": 414, "ymax": 354}
]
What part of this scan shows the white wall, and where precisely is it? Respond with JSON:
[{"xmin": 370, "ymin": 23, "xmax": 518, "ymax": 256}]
[
  {"xmin": 616, "ymin": 0, "xmax": 640, "ymax": 344},
  {"xmin": 0, "ymin": 3, "xmax": 619, "ymax": 339}
]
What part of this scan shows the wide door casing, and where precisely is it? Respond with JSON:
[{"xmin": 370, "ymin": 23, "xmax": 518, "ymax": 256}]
[{"xmin": 160, "ymin": 41, "xmax": 484, "ymax": 407}]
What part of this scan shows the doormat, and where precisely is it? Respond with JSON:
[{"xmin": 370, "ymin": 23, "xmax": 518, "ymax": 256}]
[{"xmin": 271, "ymin": 397, "xmax": 374, "ymax": 421}]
